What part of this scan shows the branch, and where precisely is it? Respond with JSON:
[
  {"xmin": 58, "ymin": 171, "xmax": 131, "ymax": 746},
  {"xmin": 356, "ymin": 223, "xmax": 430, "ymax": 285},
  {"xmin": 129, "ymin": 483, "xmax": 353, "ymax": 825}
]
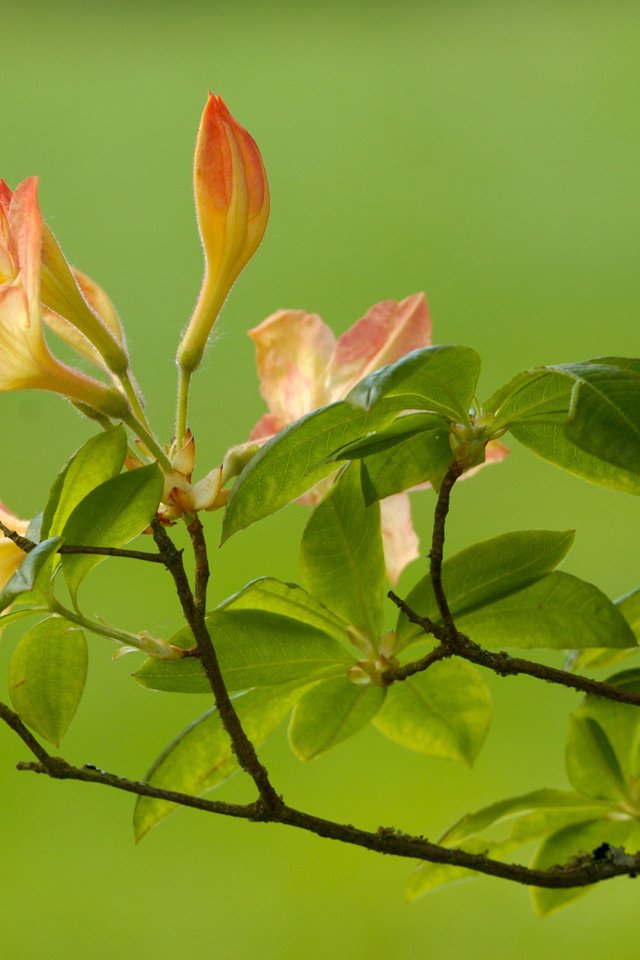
[
  {"xmin": 151, "ymin": 518, "xmax": 281, "ymax": 811},
  {"xmin": 387, "ymin": 592, "xmax": 640, "ymax": 707},
  {"xmin": 4, "ymin": 698, "xmax": 638, "ymax": 890},
  {"xmin": 428, "ymin": 464, "xmax": 463, "ymax": 636},
  {"xmin": 0, "ymin": 518, "xmax": 164, "ymax": 563}
]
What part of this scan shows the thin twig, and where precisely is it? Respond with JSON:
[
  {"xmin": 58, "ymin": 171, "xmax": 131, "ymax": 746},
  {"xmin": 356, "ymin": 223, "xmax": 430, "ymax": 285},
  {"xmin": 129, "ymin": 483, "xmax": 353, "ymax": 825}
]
[
  {"xmin": 428, "ymin": 465, "xmax": 462, "ymax": 636},
  {"xmin": 151, "ymin": 518, "xmax": 281, "ymax": 812},
  {"xmin": 387, "ymin": 592, "xmax": 640, "ymax": 706},
  {"xmin": 0, "ymin": 519, "xmax": 164, "ymax": 563},
  {"xmin": 57, "ymin": 545, "xmax": 165, "ymax": 563}
]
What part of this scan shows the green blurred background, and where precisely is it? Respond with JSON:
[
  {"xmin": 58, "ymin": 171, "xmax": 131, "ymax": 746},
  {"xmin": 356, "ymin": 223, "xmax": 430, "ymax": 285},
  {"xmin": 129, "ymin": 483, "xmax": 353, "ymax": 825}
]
[{"xmin": 1, "ymin": 1, "xmax": 639, "ymax": 956}]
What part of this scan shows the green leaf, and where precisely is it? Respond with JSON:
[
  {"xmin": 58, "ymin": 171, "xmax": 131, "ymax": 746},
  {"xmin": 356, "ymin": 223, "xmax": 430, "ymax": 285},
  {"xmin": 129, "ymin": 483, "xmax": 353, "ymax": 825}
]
[
  {"xmin": 300, "ymin": 464, "xmax": 385, "ymax": 640},
  {"xmin": 288, "ymin": 677, "xmax": 386, "ymax": 759},
  {"xmin": 219, "ymin": 577, "xmax": 351, "ymax": 644},
  {"xmin": 560, "ymin": 358, "xmax": 640, "ymax": 476},
  {"xmin": 454, "ymin": 572, "xmax": 636, "ymax": 651},
  {"xmin": 397, "ymin": 529, "xmax": 576, "ymax": 649},
  {"xmin": 567, "ymin": 587, "xmax": 640, "ymax": 672},
  {"xmin": 222, "ymin": 400, "xmax": 402, "ymax": 541},
  {"xmin": 8, "ymin": 617, "xmax": 87, "ymax": 745},
  {"xmin": 566, "ymin": 672, "xmax": 640, "ymax": 803},
  {"xmin": 442, "ymin": 789, "xmax": 611, "ymax": 845},
  {"xmin": 61, "ymin": 464, "xmax": 163, "ymax": 604},
  {"xmin": 41, "ymin": 426, "xmax": 128, "ymax": 540},
  {"xmin": 134, "ymin": 683, "xmax": 305, "ymax": 839},
  {"xmin": 0, "ymin": 537, "xmax": 61, "ymax": 614},
  {"xmin": 372, "ymin": 660, "xmax": 492, "ymax": 765},
  {"xmin": 134, "ymin": 609, "xmax": 353, "ymax": 693},
  {"xmin": 346, "ymin": 345, "xmax": 481, "ymax": 423},
  {"xmin": 407, "ymin": 791, "xmax": 611, "ymax": 902},
  {"xmin": 0, "ymin": 606, "xmax": 48, "ymax": 633},
  {"xmin": 531, "ymin": 819, "xmax": 640, "ymax": 916},
  {"xmin": 357, "ymin": 417, "xmax": 452, "ymax": 502},
  {"xmin": 489, "ymin": 367, "xmax": 640, "ymax": 494}
]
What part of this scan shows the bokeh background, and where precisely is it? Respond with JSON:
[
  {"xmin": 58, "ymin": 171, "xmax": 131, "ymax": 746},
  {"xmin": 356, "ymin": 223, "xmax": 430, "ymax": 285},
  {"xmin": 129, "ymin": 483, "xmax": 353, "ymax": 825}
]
[{"xmin": 1, "ymin": 1, "xmax": 639, "ymax": 957}]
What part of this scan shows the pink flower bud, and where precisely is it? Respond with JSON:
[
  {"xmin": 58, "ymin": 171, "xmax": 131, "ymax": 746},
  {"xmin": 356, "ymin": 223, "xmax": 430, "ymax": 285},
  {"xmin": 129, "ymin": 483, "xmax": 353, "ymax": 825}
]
[{"xmin": 177, "ymin": 93, "xmax": 270, "ymax": 372}]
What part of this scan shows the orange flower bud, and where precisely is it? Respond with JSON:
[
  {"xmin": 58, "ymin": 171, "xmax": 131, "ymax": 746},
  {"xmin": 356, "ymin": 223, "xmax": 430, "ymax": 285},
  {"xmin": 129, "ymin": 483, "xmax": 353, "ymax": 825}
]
[{"xmin": 177, "ymin": 93, "xmax": 270, "ymax": 373}]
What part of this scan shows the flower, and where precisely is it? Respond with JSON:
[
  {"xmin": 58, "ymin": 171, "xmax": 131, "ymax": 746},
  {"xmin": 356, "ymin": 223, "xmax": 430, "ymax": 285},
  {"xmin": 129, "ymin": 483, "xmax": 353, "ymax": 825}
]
[
  {"xmin": 0, "ymin": 178, "xmax": 127, "ymax": 417},
  {"xmin": 0, "ymin": 502, "xmax": 29, "ymax": 594},
  {"xmin": 1, "ymin": 178, "xmax": 128, "ymax": 376},
  {"xmin": 248, "ymin": 294, "xmax": 431, "ymax": 583},
  {"xmin": 177, "ymin": 93, "xmax": 270, "ymax": 373},
  {"xmin": 247, "ymin": 293, "xmax": 507, "ymax": 585}
]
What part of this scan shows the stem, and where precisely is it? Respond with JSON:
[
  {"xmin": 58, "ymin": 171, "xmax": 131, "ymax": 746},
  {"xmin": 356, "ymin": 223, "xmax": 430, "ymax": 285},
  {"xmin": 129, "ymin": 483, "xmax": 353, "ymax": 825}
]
[
  {"xmin": 118, "ymin": 370, "xmax": 148, "ymax": 427},
  {"xmin": 387, "ymin": 592, "xmax": 640, "ymax": 707},
  {"xmin": 429, "ymin": 464, "xmax": 462, "ymax": 636},
  {"xmin": 175, "ymin": 366, "xmax": 192, "ymax": 449},
  {"xmin": 122, "ymin": 410, "xmax": 172, "ymax": 471},
  {"xmin": 3, "ymin": 698, "xmax": 638, "ymax": 890},
  {"xmin": 151, "ymin": 518, "xmax": 281, "ymax": 810},
  {"xmin": 48, "ymin": 598, "xmax": 184, "ymax": 660}
]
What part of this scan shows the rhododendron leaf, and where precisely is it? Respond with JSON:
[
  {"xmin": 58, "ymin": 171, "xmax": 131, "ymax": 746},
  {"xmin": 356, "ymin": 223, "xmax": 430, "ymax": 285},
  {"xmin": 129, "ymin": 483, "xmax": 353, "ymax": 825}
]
[
  {"xmin": 134, "ymin": 609, "xmax": 352, "ymax": 693},
  {"xmin": 453, "ymin": 573, "xmax": 635, "ymax": 651},
  {"xmin": 134, "ymin": 683, "xmax": 306, "ymax": 840},
  {"xmin": 408, "ymin": 792, "xmax": 612, "ymax": 903},
  {"xmin": 324, "ymin": 412, "xmax": 452, "ymax": 501},
  {"xmin": 569, "ymin": 588, "xmax": 640, "ymax": 672},
  {"xmin": 442, "ymin": 789, "xmax": 611, "ymax": 846},
  {"xmin": 289, "ymin": 678, "xmax": 386, "ymax": 760},
  {"xmin": 0, "ymin": 537, "xmax": 61, "ymax": 614},
  {"xmin": 561, "ymin": 358, "xmax": 640, "ymax": 476},
  {"xmin": 531, "ymin": 820, "xmax": 640, "ymax": 916},
  {"xmin": 219, "ymin": 577, "xmax": 351, "ymax": 645},
  {"xmin": 222, "ymin": 400, "xmax": 401, "ymax": 541},
  {"xmin": 8, "ymin": 617, "xmax": 87, "ymax": 745},
  {"xmin": 360, "ymin": 424, "xmax": 452, "ymax": 502},
  {"xmin": 41, "ymin": 426, "xmax": 128, "ymax": 540},
  {"xmin": 397, "ymin": 530, "xmax": 576, "ymax": 648},
  {"xmin": 61, "ymin": 464, "xmax": 163, "ymax": 604},
  {"xmin": 566, "ymin": 670, "xmax": 640, "ymax": 803},
  {"xmin": 488, "ymin": 367, "xmax": 640, "ymax": 494},
  {"xmin": 346, "ymin": 345, "xmax": 481, "ymax": 423},
  {"xmin": 300, "ymin": 464, "xmax": 385, "ymax": 640},
  {"xmin": 373, "ymin": 660, "xmax": 491, "ymax": 765}
]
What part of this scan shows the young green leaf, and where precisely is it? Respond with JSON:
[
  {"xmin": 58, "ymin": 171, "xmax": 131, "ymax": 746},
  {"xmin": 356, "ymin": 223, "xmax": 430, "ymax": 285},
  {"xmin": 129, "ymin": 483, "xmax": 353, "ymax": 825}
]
[
  {"xmin": 61, "ymin": 464, "xmax": 163, "ymax": 604},
  {"xmin": 372, "ymin": 660, "xmax": 492, "ymax": 765},
  {"xmin": 454, "ymin": 572, "xmax": 636, "ymax": 651},
  {"xmin": 288, "ymin": 677, "xmax": 386, "ymax": 760},
  {"xmin": 567, "ymin": 587, "xmax": 640, "ymax": 672},
  {"xmin": 219, "ymin": 577, "xmax": 351, "ymax": 645},
  {"xmin": 222, "ymin": 400, "xmax": 401, "ymax": 541},
  {"xmin": 407, "ymin": 792, "xmax": 612, "ymax": 903},
  {"xmin": 486, "ymin": 367, "xmax": 640, "ymax": 494},
  {"xmin": 41, "ymin": 426, "xmax": 128, "ymax": 540},
  {"xmin": 346, "ymin": 345, "xmax": 481, "ymax": 423},
  {"xmin": 531, "ymin": 819, "xmax": 640, "ymax": 916},
  {"xmin": 357, "ymin": 418, "xmax": 452, "ymax": 502},
  {"xmin": 396, "ymin": 529, "xmax": 576, "ymax": 649},
  {"xmin": 560, "ymin": 358, "xmax": 640, "ymax": 476},
  {"xmin": 8, "ymin": 617, "xmax": 87, "ymax": 745},
  {"xmin": 134, "ymin": 609, "xmax": 353, "ymax": 693},
  {"xmin": 0, "ymin": 537, "xmax": 61, "ymax": 614},
  {"xmin": 566, "ymin": 672, "xmax": 640, "ymax": 803},
  {"xmin": 300, "ymin": 464, "xmax": 385, "ymax": 641},
  {"xmin": 133, "ymin": 683, "xmax": 306, "ymax": 840},
  {"xmin": 442, "ymin": 789, "xmax": 612, "ymax": 846}
]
